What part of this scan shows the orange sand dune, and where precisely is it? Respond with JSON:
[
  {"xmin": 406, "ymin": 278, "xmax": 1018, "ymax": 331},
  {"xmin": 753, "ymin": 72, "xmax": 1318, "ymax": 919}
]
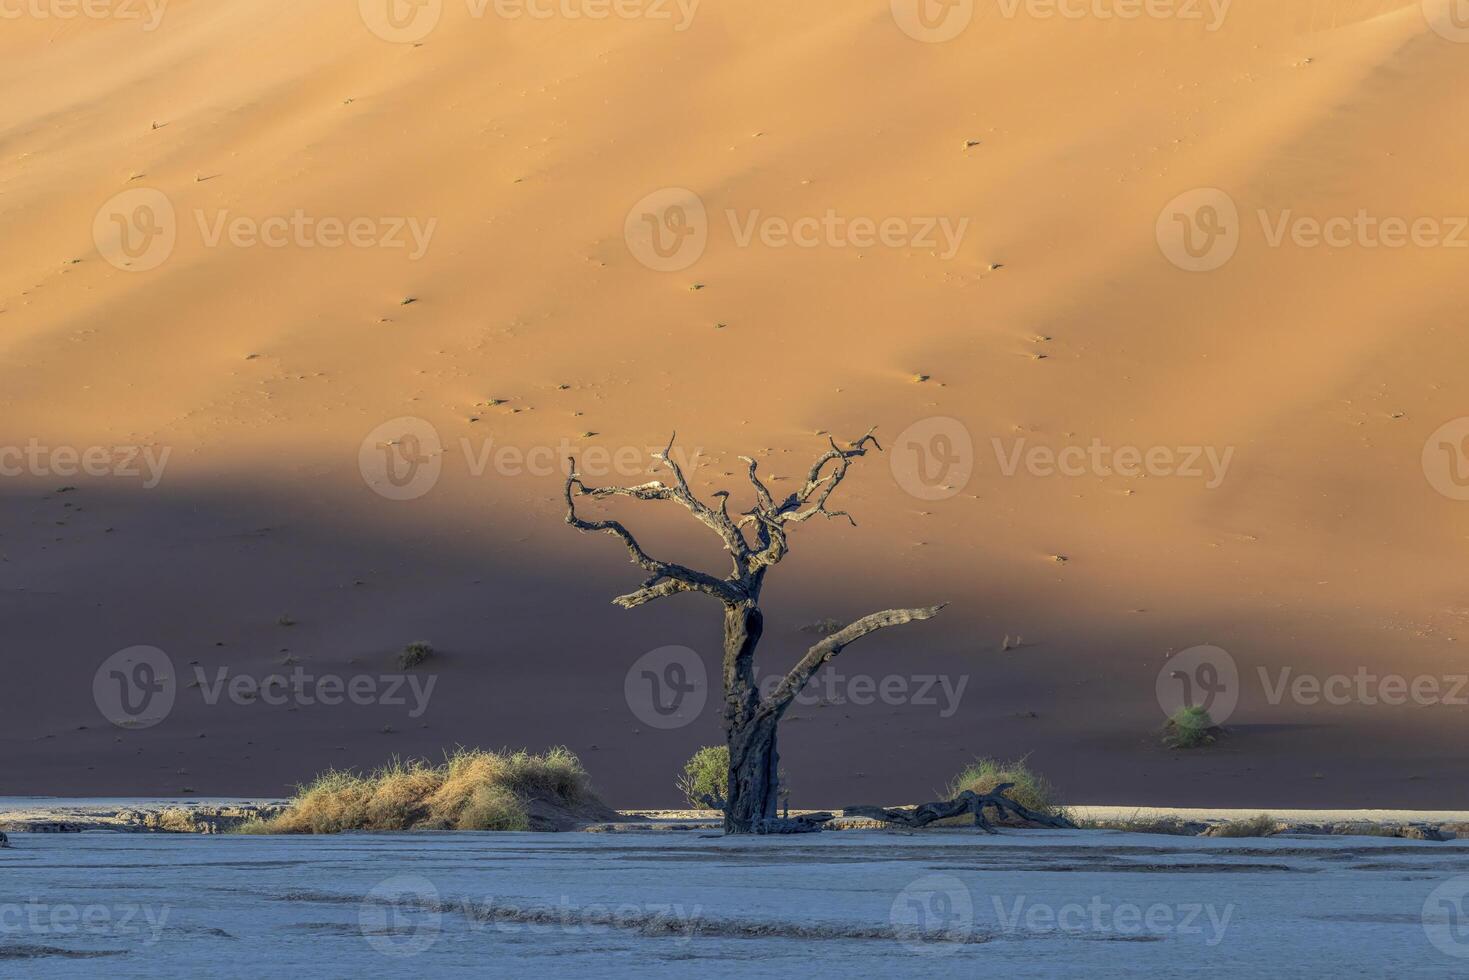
[{"xmin": 2, "ymin": 0, "xmax": 1468, "ymax": 806}]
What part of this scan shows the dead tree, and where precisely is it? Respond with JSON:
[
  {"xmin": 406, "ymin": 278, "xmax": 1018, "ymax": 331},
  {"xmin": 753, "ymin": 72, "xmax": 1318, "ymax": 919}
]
[
  {"xmin": 843, "ymin": 784, "xmax": 1076, "ymax": 834},
  {"xmin": 565, "ymin": 429, "xmax": 944, "ymax": 834}
]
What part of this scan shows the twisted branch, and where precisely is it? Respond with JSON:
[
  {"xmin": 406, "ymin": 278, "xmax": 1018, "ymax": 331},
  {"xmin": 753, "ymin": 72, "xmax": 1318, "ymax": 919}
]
[
  {"xmin": 757, "ymin": 604, "xmax": 947, "ymax": 721},
  {"xmin": 564, "ymin": 429, "xmax": 886, "ymax": 606},
  {"xmin": 564, "ymin": 461, "xmax": 740, "ymax": 607},
  {"xmin": 843, "ymin": 785, "xmax": 1076, "ymax": 834}
]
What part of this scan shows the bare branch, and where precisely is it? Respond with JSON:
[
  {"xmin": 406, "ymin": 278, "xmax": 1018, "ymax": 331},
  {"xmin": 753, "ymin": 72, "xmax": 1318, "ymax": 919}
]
[
  {"xmin": 777, "ymin": 427, "xmax": 882, "ymax": 525},
  {"xmin": 737, "ymin": 429, "xmax": 882, "ymax": 574},
  {"xmin": 757, "ymin": 603, "xmax": 947, "ymax": 719},
  {"xmin": 564, "ymin": 461, "xmax": 740, "ymax": 606},
  {"xmin": 652, "ymin": 434, "xmax": 749, "ymax": 561},
  {"xmin": 736, "ymin": 455, "xmax": 778, "ymax": 512}
]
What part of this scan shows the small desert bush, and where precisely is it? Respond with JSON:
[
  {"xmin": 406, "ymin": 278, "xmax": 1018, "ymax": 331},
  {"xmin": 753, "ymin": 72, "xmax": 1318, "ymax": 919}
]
[
  {"xmin": 238, "ymin": 747, "xmax": 591, "ymax": 834},
  {"xmin": 676, "ymin": 746, "xmax": 728, "ymax": 809},
  {"xmin": 945, "ymin": 757, "xmax": 1062, "ymax": 817},
  {"xmin": 1163, "ymin": 706, "xmax": 1217, "ymax": 749},
  {"xmin": 1075, "ymin": 811, "xmax": 1205, "ymax": 836},
  {"xmin": 1210, "ymin": 814, "xmax": 1277, "ymax": 838},
  {"xmin": 399, "ymin": 641, "xmax": 433, "ymax": 670}
]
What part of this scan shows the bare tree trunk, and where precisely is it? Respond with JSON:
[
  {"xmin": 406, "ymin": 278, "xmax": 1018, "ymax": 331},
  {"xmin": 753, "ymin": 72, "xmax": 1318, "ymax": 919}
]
[
  {"xmin": 725, "ymin": 713, "xmax": 780, "ymax": 834},
  {"xmin": 722, "ymin": 602, "xmax": 775, "ymax": 834}
]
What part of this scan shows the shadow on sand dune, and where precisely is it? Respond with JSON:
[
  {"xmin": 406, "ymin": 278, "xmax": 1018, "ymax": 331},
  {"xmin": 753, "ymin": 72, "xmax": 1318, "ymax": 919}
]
[{"xmin": 4, "ymin": 473, "xmax": 1469, "ymax": 810}]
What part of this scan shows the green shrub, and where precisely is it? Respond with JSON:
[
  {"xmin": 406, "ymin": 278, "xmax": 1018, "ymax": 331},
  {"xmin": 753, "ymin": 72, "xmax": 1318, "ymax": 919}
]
[
  {"xmin": 945, "ymin": 756, "xmax": 1061, "ymax": 817},
  {"xmin": 676, "ymin": 746, "xmax": 728, "ymax": 809},
  {"xmin": 1163, "ymin": 705, "xmax": 1217, "ymax": 749},
  {"xmin": 399, "ymin": 641, "xmax": 433, "ymax": 670}
]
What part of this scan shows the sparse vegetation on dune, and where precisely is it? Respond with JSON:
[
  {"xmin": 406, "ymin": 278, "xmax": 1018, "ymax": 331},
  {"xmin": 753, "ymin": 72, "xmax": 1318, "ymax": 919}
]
[
  {"xmin": 677, "ymin": 746, "xmax": 729, "ymax": 810},
  {"xmin": 1207, "ymin": 814, "xmax": 1278, "ymax": 838},
  {"xmin": 1163, "ymin": 705, "xmax": 1220, "ymax": 749},
  {"xmin": 1074, "ymin": 812, "xmax": 1207, "ymax": 837},
  {"xmin": 398, "ymin": 640, "xmax": 433, "ymax": 670},
  {"xmin": 675, "ymin": 746, "xmax": 791, "ymax": 813},
  {"xmin": 238, "ymin": 748, "xmax": 608, "ymax": 834},
  {"xmin": 943, "ymin": 757, "xmax": 1064, "ymax": 820}
]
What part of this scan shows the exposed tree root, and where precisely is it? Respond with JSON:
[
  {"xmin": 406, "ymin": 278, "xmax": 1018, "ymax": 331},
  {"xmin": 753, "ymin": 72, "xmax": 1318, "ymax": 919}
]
[{"xmin": 843, "ymin": 784, "xmax": 1076, "ymax": 834}]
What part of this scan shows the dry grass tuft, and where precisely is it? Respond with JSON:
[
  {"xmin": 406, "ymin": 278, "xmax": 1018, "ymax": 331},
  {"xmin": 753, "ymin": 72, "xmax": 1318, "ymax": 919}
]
[
  {"xmin": 944, "ymin": 756, "xmax": 1062, "ymax": 818},
  {"xmin": 1207, "ymin": 814, "xmax": 1278, "ymax": 838},
  {"xmin": 238, "ymin": 747, "xmax": 593, "ymax": 834}
]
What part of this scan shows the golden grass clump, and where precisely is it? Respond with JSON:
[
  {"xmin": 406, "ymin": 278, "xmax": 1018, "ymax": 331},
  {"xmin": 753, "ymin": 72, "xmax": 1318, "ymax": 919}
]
[
  {"xmin": 944, "ymin": 756, "xmax": 1062, "ymax": 817},
  {"xmin": 238, "ymin": 748, "xmax": 592, "ymax": 834}
]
